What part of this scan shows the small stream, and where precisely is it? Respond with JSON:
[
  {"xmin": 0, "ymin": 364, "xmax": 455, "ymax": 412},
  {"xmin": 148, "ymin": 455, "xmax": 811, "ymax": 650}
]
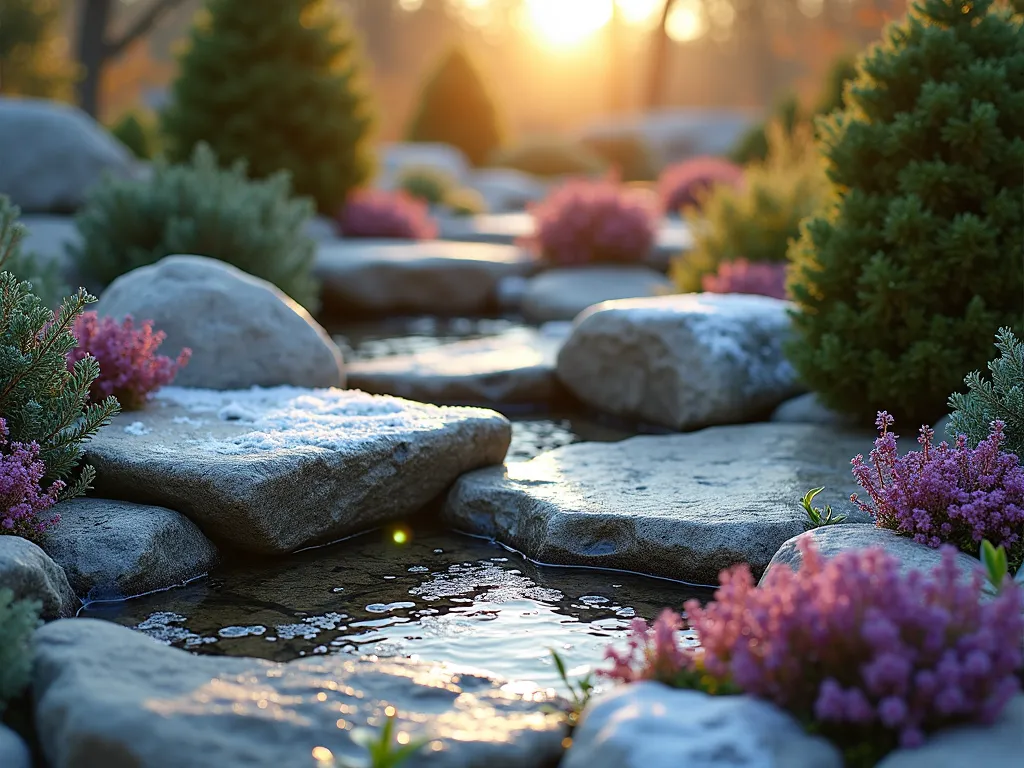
[{"xmin": 83, "ymin": 316, "xmax": 710, "ymax": 693}]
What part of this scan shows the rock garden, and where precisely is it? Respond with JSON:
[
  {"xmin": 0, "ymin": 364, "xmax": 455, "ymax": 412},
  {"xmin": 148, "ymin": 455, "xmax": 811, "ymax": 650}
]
[{"xmin": 1, "ymin": 1, "xmax": 1023, "ymax": 767}]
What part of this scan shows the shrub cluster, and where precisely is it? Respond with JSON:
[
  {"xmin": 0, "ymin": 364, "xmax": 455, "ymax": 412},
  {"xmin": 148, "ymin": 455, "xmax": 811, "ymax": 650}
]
[
  {"xmin": 71, "ymin": 143, "xmax": 319, "ymax": 310},
  {"xmin": 0, "ymin": 588, "xmax": 40, "ymax": 715},
  {"xmin": 701, "ymin": 259, "xmax": 787, "ymax": 300},
  {"xmin": 491, "ymin": 136, "xmax": 606, "ymax": 179},
  {"xmin": 580, "ymin": 133, "xmax": 658, "ymax": 183},
  {"xmin": 524, "ymin": 178, "xmax": 657, "ymax": 266},
  {"xmin": 604, "ymin": 539, "xmax": 1023, "ymax": 764},
  {"xmin": 397, "ymin": 166, "xmax": 487, "ymax": 217},
  {"xmin": 658, "ymin": 156, "xmax": 744, "ymax": 215},
  {"xmin": 948, "ymin": 327, "xmax": 1024, "ymax": 460},
  {"xmin": 852, "ymin": 412, "xmax": 1024, "ymax": 570},
  {"xmin": 786, "ymin": 0, "xmax": 1024, "ymax": 426},
  {"xmin": 69, "ymin": 313, "xmax": 191, "ymax": 412},
  {"xmin": 109, "ymin": 110, "xmax": 161, "ymax": 160},
  {"xmin": 337, "ymin": 190, "xmax": 438, "ymax": 240}
]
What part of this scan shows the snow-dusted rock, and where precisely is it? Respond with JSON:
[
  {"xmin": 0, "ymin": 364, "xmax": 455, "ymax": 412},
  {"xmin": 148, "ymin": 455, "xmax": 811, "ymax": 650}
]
[
  {"xmin": 347, "ymin": 325, "xmax": 570, "ymax": 406},
  {"xmin": 33, "ymin": 618, "xmax": 568, "ymax": 768},
  {"xmin": 556, "ymin": 294, "xmax": 802, "ymax": 431},
  {"xmin": 302, "ymin": 214, "xmax": 340, "ymax": 242},
  {"xmin": 875, "ymin": 695, "xmax": 1024, "ymax": 768},
  {"xmin": 444, "ymin": 423, "xmax": 872, "ymax": 583},
  {"xmin": 40, "ymin": 498, "xmax": 218, "ymax": 601},
  {"xmin": 521, "ymin": 266, "xmax": 673, "ymax": 324},
  {"xmin": 466, "ymin": 168, "xmax": 547, "ymax": 212},
  {"xmin": 649, "ymin": 216, "xmax": 694, "ymax": 271},
  {"xmin": 563, "ymin": 682, "xmax": 843, "ymax": 768},
  {"xmin": 771, "ymin": 392, "xmax": 858, "ymax": 427},
  {"xmin": 437, "ymin": 211, "xmax": 534, "ymax": 246},
  {"xmin": 0, "ymin": 726, "xmax": 31, "ymax": 768},
  {"xmin": 378, "ymin": 142, "xmax": 470, "ymax": 190},
  {"xmin": 0, "ymin": 97, "xmax": 139, "ymax": 213},
  {"xmin": 760, "ymin": 525, "xmax": 983, "ymax": 587},
  {"xmin": 315, "ymin": 240, "xmax": 535, "ymax": 317},
  {"xmin": 0, "ymin": 537, "xmax": 78, "ymax": 619},
  {"xmin": 96, "ymin": 255, "xmax": 344, "ymax": 390},
  {"xmin": 84, "ymin": 386, "xmax": 511, "ymax": 554}
]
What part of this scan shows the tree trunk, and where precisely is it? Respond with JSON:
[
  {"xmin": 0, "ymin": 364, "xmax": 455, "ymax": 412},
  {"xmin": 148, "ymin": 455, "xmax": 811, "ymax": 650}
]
[
  {"xmin": 76, "ymin": 0, "xmax": 113, "ymax": 117},
  {"xmin": 645, "ymin": 0, "xmax": 675, "ymax": 110}
]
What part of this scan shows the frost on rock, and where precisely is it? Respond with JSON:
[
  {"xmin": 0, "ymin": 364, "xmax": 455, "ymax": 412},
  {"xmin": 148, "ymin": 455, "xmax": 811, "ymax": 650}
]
[
  {"xmin": 152, "ymin": 386, "xmax": 463, "ymax": 455},
  {"xmin": 123, "ymin": 421, "xmax": 151, "ymax": 436}
]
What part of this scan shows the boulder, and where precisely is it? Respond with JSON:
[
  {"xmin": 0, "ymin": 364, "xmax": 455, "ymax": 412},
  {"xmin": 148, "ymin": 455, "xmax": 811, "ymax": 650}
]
[
  {"xmin": 0, "ymin": 97, "xmax": 138, "ymax": 213},
  {"xmin": 556, "ymin": 294, "xmax": 802, "ymax": 431},
  {"xmin": 563, "ymin": 682, "xmax": 843, "ymax": 768},
  {"xmin": 33, "ymin": 618, "xmax": 568, "ymax": 768},
  {"xmin": 649, "ymin": 218, "xmax": 695, "ymax": 271},
  {"xmin": 760, "ymin": 525, "xmax": 983, "ymax": 586},
  {"xmin": 444, "ymin": 423, "xmax": 873, "ymax": 584},
  {"xmin": 346, "ymin": 325, "xmax": 570, "ymax": 406},
  {"xmin": 0, "ymin": 536, "xmax": 78, "ymax": 619},
  {"xmin": 521, "ymin": 266, "xmax": 673, "ymax": 324},
  {"xmin": 17, "ymin": 214, "xmax": 88, "ymax": 292},
  {"xmin": 0, "ymin": 725, "xmax": 31, "ymax": 768},
  {"xmin": 315, "ymin": 240, "xmax": 535, "ymax": 317},
  {"xmin": 436, "ymin": 212, "xmax": 534, "ymax": 246},
  {"xmin": 85, "ymin": 386, "xmax": 511, "ymax": 555},
  {"xmin": 875, "ymin": 695, "xmax": 1024, "ymax": 768},
  {"xmin": 378, "ymin": 142, "xmax": 470, "ymax": 190},
  {"xmin": 40, "ymin": 498, "xmax": 219, "ymax": 601},
  {"xmin": 96, "ymin": 255, "xmax": 344, "ymax": 390},
  {"xmin": 771, "ymin": 393, "xmax": 859, "ymax": 428},
  {"xmin": 466, "ymin": 168, "xmax": 547, "ymax": 213},
  {"xmin": 302, "ymin": 214, "xmax": 340, "ymax": 242}
]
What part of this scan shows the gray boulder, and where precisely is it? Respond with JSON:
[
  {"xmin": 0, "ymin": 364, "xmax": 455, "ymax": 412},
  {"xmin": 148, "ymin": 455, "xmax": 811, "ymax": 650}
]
[
  {"xmin": 0, "ymin": 537, "xmax": 78, "ymax": 619},
  {"xmin": 0, "ymin": 97, "xmax": 138, "ymax": 213},
  {"xmin": 444, "ymin": 423, "xmax": 873, "ymax": 584},
  {"xmin": 18, "ymin": 214, "xmax": 89, "ymax": 292},
  {"xmin": 316, "ymin": 240, "xmax": 535, "ymax": 316},
  {"xmin": 466, "ymin": 169, "xmax": 547, "ymax": 213},
  {"xmin": 521, "ymin": 266, "xmax": 673, "ymax": 324},
  {"xmin": 40, "ymin": 498, "xmax": 218, "ymax": 601},
  {"xmin": 760, "ymin": 525, "xmax": 983, "ymax": 586},
  {"xmin": 347, "ymin": 325, "xmax": 570, "ymax": 406},
  {"xmin": 33, "ymin": 618, "xmax": 568, "ymax": 768},
  {"xmin": 0, "ymin": 725, "xmax": 31, "ymax": 768},
  {"xmin": 771, "ymin": 393, "xmax": 859, "ymax": 427},
  {"xmin": 563, "ymin": 682, "xmax": 843, "ymax": 768},
  {"xmin": 96, "ymin": 255, "xmax": 344, "ymax": 390},
  {"xmin": 85, "ymin": 386, "xmax": 511, "ymax": 554},
  {"xmin": 556, "ymin": 293, "xmax": 802, "ymax": 431},
  {"xmin": 436, "ymin": 211, "xmax": 533, "ymax": 247}
]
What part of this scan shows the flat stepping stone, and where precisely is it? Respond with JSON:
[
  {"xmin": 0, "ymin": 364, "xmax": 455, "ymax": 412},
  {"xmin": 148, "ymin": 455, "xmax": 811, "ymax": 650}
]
[
  {"xmin": 346, "ymin": 325, "xmax": 570, "ymax": 406},
  {"xmin": 33, "ymin": 619, "xmax": 568, "ymax": 768},
  {"xmin": 315, "ymin": 240, "xmax": 535, "ymax": 317},
  {"xmin": 0, "ymin": 536, "xmax": 78, "ymax": 619},
  {"xmin": 521, "ymin": 266, "xmax": 673, "ymax": 324},
  {"xmin": 41, "ymin": 498, "xmax": 219, "ymax": 601},
  {"xmin": 444, "ymin": 423, "xmax": 874, "ymax": 584},
  {"xmin": 85, "ymin": 386, "xmax": 510, "ymax": 555}
]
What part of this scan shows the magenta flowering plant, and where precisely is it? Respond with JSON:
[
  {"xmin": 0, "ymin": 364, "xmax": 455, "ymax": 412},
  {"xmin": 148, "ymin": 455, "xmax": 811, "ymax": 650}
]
[
  {"xmin": 524, "ymin": 178, "xmax": 657, "ymax": 266},
  {"xmin": 0, "ymin": 418, "xmax": 64, "ymax": 541},
  {"xmin": 851, "ymin": 412, "xmax": 1024, "ymax": 570},
  {"xmin": 336, "ymin": 190, "xmax": 438, "ymax": 240},
  {"xmin": 69, "ymin": 312, "xmax": 191, "ymax": 411},
  {"xmin": 658, "ymin": 156, "xmax": 744, "ymax": 215},
  {"xmin": 701, "ymin": 259, "xmax": 788, "ymax": 299}
]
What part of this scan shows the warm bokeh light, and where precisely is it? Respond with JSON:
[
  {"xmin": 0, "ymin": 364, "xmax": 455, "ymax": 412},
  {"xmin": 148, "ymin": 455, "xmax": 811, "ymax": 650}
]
[
  {"xmin": 615, "ymin": 0, "xmax": 664, "ymax": 25},
  {"xmin": 666, "ymin": 0, "xmax": 708, "ymax": 42},
  {"xmin": 392, "ymin": 527, "xmax": 410, "ymax": 545},
  {"xmin": 524, "ymin": 0, "xmax": 614, "ymax": 47}
]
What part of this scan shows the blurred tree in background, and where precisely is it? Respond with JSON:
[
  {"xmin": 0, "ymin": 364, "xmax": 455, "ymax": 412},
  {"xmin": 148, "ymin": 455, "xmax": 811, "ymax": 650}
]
[
  {"xmin": 0, "ymin": 0, "xmax": 78, "ymax": 100},
  {"xmin": 162, "ymin": 0, "xmax": 375, "ymax": 214}
]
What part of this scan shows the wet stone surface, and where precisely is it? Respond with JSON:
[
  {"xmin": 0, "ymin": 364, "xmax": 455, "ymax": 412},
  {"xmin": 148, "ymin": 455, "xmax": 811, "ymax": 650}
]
[{"xmin": 82, "ymin": 529, "xmax": 708, "ymax": 692}]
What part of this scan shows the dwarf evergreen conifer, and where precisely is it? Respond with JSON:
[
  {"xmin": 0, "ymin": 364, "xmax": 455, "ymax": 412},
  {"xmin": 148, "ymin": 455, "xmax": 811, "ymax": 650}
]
[
  {"xmin": 162, "ymin": 0, "xmax": 374, "ymax": 214},
  {"xmin": 407, "ymin": 45, "xmax": 505, "ymax": 167},
  {"xmin": 787, "ymin": 0, "xmax": 1024, "ymax": 426}
]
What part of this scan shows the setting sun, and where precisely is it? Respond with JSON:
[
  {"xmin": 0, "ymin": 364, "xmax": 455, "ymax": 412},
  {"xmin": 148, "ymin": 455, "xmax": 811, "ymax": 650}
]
[{"xmin": 524, "ymin": 0, "xmax": 614, "ymax": 47}]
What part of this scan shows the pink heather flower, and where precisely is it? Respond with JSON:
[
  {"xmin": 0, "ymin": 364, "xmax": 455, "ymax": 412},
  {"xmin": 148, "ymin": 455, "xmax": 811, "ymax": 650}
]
[
  {"xmin": 336, "ymin": 190, "xmax": 438, "ymax": 240},
  {"xmin": 701, "ymin": 259, "xmax": 788, "ymax": 299},
  {"xmin": 852, "ymin": 413, "xmax": 1024, "ymax": 568},
  {"xmin": 602, "ymin": 609, "xmax": 689, "ymax": 685},
  {"xmin": 658, "ymin": 156, "xmax": 744, "ymax": 214},
  {"xmin": 523, "ymin": 178, "xmax": 657, "ymax": 266},
  {"xmin": 0, "ymin": 418, "xmax": 64, "ymax": 541},
  {"xmin": 69, "ymin": 312, "xmax": 191, "ymax": 411}
]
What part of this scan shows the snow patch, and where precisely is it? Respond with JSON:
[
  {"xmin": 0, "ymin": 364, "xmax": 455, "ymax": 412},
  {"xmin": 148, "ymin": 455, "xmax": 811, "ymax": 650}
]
[
  {"xmin": 171, "ymin": 416, "xmax": 207, "ymax": 427},
  {"xmin": 123, "ymin": 421, "xmax": 151, "ymax": 436}
]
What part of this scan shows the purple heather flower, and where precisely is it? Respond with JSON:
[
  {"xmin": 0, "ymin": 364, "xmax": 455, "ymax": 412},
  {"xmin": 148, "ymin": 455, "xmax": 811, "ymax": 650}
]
[
  {"xmin": 336, "ymin": 189, "xmax": 438, "ymax": 240},
  {"xmin": 658, "ymin": 156, "xmax": 744, "ymax": 214},
  {"xmin": 701, "ymin": 259, "xmax": 788, "ymax": 299},
  {"xmin": 69, "ymin": 312, "xmax": 191, "ymax": 411},
  {"xmin": 0, "ymin": 418, "xmax": 64, "ymax": 541},
  {"xmin": 851, "ymin": 413, "xmax": 1024, "ymax": 567}
]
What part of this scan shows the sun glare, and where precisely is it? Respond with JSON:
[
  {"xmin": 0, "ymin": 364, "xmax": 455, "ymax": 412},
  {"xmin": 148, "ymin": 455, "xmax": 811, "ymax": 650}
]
[{"xmin": 524, "ymin": 0, "xmax": 614, "ymax": 47}]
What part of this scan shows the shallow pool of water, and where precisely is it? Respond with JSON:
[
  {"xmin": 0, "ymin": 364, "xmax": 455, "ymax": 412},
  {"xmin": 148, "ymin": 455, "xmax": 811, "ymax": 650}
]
[{"xmin": 82, "ymin": 529, "xmax": 708, "ymax": 693}]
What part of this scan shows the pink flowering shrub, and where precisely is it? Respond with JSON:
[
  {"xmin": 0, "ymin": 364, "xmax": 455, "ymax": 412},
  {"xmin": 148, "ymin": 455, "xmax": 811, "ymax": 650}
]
[
  {"xmin": 336, "ymin": 190, "xmax": 438, "ymax": 240},
  {"xmin": 658, "ymin": 156, "xmax": 744, "ymax": 215},
  {"xmin": 852, "ymin": 413, "xmax": 1024, "ymax": 570},
  {"xmin": 603, "ymin": 539, "xmax": 1023, "ymax": 764},
  {"xmin": 69, "ymin": 312, "xmax": 191, "ymax": 411},
  {"xmin": 701, "ymin": 259, "xmax": 788, "ymax": 299},
  {"xmin": 524, "ymin": 178, "xmax": 657, "ymax": 266},
  {"xmin": 0, "ymin": 418, "xmax": 64, "ymax": 541}
]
